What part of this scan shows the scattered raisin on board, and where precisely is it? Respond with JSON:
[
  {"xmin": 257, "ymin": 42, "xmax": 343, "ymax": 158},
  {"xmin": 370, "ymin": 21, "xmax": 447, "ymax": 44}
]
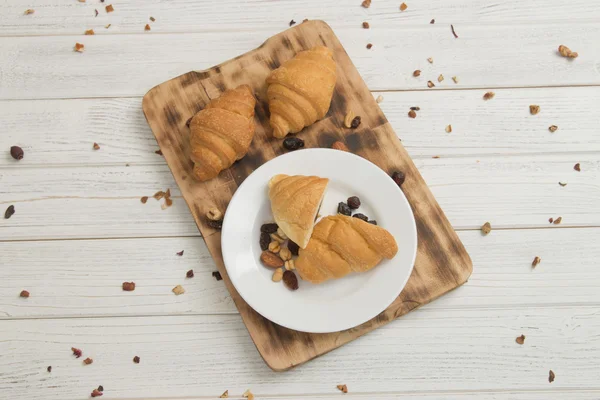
[{"xmin": 283, "ymin": 137, "xmax": 305, "ymax": 151}]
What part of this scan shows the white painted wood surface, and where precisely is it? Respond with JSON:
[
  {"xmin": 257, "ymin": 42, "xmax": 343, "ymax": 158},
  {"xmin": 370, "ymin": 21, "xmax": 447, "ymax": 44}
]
[{"xmin": 1, "ymin": 1, "xmax": 599, "ymax": 399}]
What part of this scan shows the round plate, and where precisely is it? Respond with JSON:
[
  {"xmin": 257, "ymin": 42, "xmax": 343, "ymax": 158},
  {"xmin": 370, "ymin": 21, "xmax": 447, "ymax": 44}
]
[{"xmin": 221, "ymin": 148, "xmax": 417, "ymax": 333}]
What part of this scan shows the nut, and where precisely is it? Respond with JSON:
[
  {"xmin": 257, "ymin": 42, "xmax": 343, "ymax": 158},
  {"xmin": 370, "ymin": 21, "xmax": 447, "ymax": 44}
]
[
  {"xmin": 483, "ymin": 92, "xmax": 495, "ymax": 100},
  {"xmin": 91, "ymin": 389, "xmax": 103, "ymax": 397},
  {"xmin": 268, "ymin": 241, "xmax": 281, "ymax": 253},
  {"xmin": 332, "ymin": 141, "xmax": 350, "ymax": 152},
  {"xmin": 437, "ymin": 74, "xmax": 444, "ymax": 82},
  {"xmin": 206, "ymin": 208, "xmax": 223, "ymax": 221},
  {"xmin": 445, "ymin": 124, "xmax": 452, "ymax": 133},
  {"xmin": 574, "ymin": 163, "xmax": 581, "ymax": 171},
  {"xmin": 83, "ymin": 357, "xmax": 93, "ymax": 365},
  {"xmin": 413, "ymin": 70, "xmax": 421, "ymax": 77},
  {"xmin": 140, "ymin": 196, "xmax": 148, "ymax": 204},
  {"xmin": 362, "ymin": 22, "xmax": 370, "ymax": 29},
  {"xmin": 145, "ymin": 24, "xmax": 151, "ymax": 31},
  {"xmin": 270, "ymin": 233, "xmax": 285, "ymax": 244},
  {"xmin": 186, "ymin": 269, "xmax": 194, "ymax": 278},
  {"xmin": 276, "ymin": 228, "xmax": 288, "ymax": 240},
  {"xmin": 516, "ymin": 334, "xmax": 525, "ymax": 345},
  {"xmin": 74, "ymin": 43, "xmax": 84, "ymax": 52},
  {"xmin": 481, "ymin": 222, "xmax": 492, "ymax": 235},
  {"xmin": 24, "ymin": 9, "xmax": 35, "ymax": 14},
  {"xmin": 284, "ymin": 260, "xmax": 296, "ymax": 270},
  {"xmin": 400, "ymin": 2, "xmax": 407, "ymax": 11},
  {"xmin": 279, "ymin": 248, "xmax": 292, "ymax": 261},
  {"xmin": 366, "ymin": 43, "xmax": 373, "ymax": 49},
  {"xmin": 133, "ymin": 356, "xmax": 140, "ymax": 363},
  {"xmin": 20, "ymin": 290, "xmax": 30, "ymax": 298},
  {"xmin": 549, "ymin": 370, "xmax": 555, "ymax": 383},
  {"xmin": 532, "ymin": 256, "xmax": 541, "ymax": 268},
  {"xmin": 549, "ymin": 125, "xmax": 558, "ymax": 132},
  {"xmin": 427, "ymin": 80, "xmax": 435, "ymax": 88},
  {"xmin": 558, "ymin": 45, "xmax": 578, "ymax": 59},
  {"xmin": 172, "ymin": 285, "xmax": 185, "ymax": 295},
  {"xmin": 337, "ymin": 384, "xmax": 348, "ymax": 393},
  {"xmin": 452, "ymin": 76, "xmax": 459, "ymax": 83},
  {"xmin": 376, "ymin": 95, "xmax": 384, "ymax": 103},
  {"xmin": 408, "ymin": 110, "xmax": 417, "ymax": 118},
  {"xmin": 553, "ymin": 216, "xmax": 562, "ymax": 225},
  {"xmin": 344, "ymin": 110, "xmax": 355, "ymax": 128},
  {"xmin": 261, "ymin": 250, "xmax": 284, "ymax": 268},
  {"xmin": 361, "ymin": 0, "xmax": 371, "ymax": 8},
  {"xmin": 272, "ymin": 268, "xmax": 284, "ymax": 282},
  {"xmin": 122, "ymin": 282, "xmax": 135, "ymax": 291},
  {"xmin": 529, "ymin": 105, "xmax": 540, "ymax": 115},
  {"xmin": 10, "ymin": 146, "xmax": 24, "ymax": 160}
]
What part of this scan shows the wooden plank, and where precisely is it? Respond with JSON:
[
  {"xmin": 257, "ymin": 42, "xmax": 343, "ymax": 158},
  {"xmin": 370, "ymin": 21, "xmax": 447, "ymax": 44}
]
[
  {"xmin": 0, "ymin": 153, "xmax": 597, "ymax": 241},
  {"xmin": 0, "ymin": 22, "xmax": 598, "ymax": 99},
  {"xmin": 143, "ymin": 19, "xmax": 472, "ymax": 371},
  {"xmin": 0, "ymin": 308, "xmax": 598, "ymax": 399},
  {"xmin": 2, "ymin": 86, "xmax": 600, "ymax": 168},
  {"xmin": 1, "ymin": 228, "xmax": 599, "ymax": 319},
  {"xmin": 262, "ymin": 392, "xmax": 600, "ymax": 400},
  {"xmin": 2, "ymin": 0, "xmax": 599, "ymax": 36}
]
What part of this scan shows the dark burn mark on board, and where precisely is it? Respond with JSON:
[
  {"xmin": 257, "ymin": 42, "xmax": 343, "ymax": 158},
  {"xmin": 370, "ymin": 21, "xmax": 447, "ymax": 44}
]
[
  {"xmin": 212, "ymin": 79, "xmax": 227, "ymax": 93},
  {"xmin": 180, "ymin": 72, "xmax": 203, "ymax": 88},
  {"xmin": 254, "ymin": 99, "xmax": 269, "ymax": 122},
  {"xmin": 229, "ymin": 150, "xmax": 267, "ymax": 187},
  {"xmin": 317, "ymin": 34, "xmax": 328, "ymax": 46},
  {"xmin": 317, "ymin": 132, "xmax": 339, "ymax": 148},
  {"xmin": 214, "ymin": 66, "xmax": 222, "ymax": 74},
  {"xmin": 294, "ymin": 35, "xmax": 309, "ymax": 50},
  {"xmin": 163, "ymin": 102, "xmax": 182, "ymax": 127},
  {"xmin": 413, "ymin": 216, "xmax": 454, "ymax": 283},
  {"xmin": 374, "ymin": 114, "xmax": 388, "ymax": 127},
  {"xmin": 281, "ymin": 36, "xmax": 294, "ymax": 50},
  {"xmin": 327, "ymin": 89, "xmax": 348, "ymax": 119},
  {"xmin": 345, "ymin": 129, "xmax": 380, "ymax": 153},
  {"xmin": 231, "ymin": 69, "xmax": 244, "ymax": 81}
]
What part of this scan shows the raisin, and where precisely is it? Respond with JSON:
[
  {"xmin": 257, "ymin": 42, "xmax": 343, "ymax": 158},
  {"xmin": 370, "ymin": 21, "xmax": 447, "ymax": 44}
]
[
  {"xmin": 368, "ymin": 220, "xmax": 377, "ymax": 225},
  {"xmin": 5, "ymin": 205, "xmax": 15, "ymax": 219},
  {"xmin": 212, "ymin": 271, "xmax": 223, "ymax": 281},
  {"xmin": 352, "ymin": 213, "xmax": 369, "ymax": 222},
  {"xmin": 337, "ymin": 202, "xmax": 352, "ymax": 216},
  {"xmin": 283, "ymin": 137, "xmax": 305, "ymax": 151},
  {"xmin": 287, "ymin": 240, "xmax": 300, "ymax": 256},
  {"xmin": 260, "ymin": 223, "xmax": 278, "ymax": 233},
  {"xmin": 186, "ymin": 269, "xmax": 194, "ymax": 278},
  {"xmin": 10, "ymin": 146, "xmax": 24, "ymax": 160},
  {"xmin": 391, "ymin": 171, "xmax": 406, "ymax": 187},
  {"xmin": 206, "ymin": 219, "xmax": 223, "ymax": 229},
  {"xmin": 282, "ymin": 271, "xmax": 299, "ymax": 290},
  {"xmin": 347, "ymin": 196, "xmax": 361, "ymax": 209},
  {"xmin": 350, "ymin": 116, "xmax": 361, "ymax": 129},
  {"xmin": 260, "ymin": 232, "xmax": 270, "ymax": 251}
]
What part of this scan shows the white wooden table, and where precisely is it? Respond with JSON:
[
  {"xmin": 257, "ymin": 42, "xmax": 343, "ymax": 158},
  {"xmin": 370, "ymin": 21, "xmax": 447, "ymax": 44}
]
[{"xmin": 1, "ymin": 1, "xmax": 599, "ymax": 399}]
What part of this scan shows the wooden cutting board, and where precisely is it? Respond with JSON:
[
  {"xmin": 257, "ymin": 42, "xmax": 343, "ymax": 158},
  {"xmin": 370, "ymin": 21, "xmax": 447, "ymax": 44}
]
[{"xmin": 142, "ymin": 20, "xmax": 472, "ymax": 371}]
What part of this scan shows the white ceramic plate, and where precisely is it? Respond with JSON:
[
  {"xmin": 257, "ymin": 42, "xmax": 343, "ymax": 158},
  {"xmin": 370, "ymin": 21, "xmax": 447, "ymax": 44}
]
[{"xmin": 221, "ymin": 148, "xmax": 417, "ymax": 333}]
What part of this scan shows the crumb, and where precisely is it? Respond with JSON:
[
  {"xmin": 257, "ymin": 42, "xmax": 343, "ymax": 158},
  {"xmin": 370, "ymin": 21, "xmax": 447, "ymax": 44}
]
[
  {"xmin": 427, "ymin": 57, "xmax": 433, "ymax": 63},
  {"xmin": 532, "ymin": 256, "xmax": 541, "ymax": 268},
  {"xmin": 133, "ymin": 356, "xmax": 140, "ymax": 364},
  {"xmin": 95, "ymin": 9, "xmax": 99, "ymax": 17},
  {"xmin": 72, "ymin": 347, "xmax": 83, "ymax": 358},
  {"xmin": 432, "ymin": 155, "xmax": 440, "ymax": 159},
  {"xmin": 437, "ymin": 74, "xmax": 444, "ymax": 82},
  {"xmin": 451, "ymin": 24, "xmax": 458, "ymax": 38},
  {"xmin": 366, "ymin": 43, "xmax": 373, "ymax": 49},
  {"xmin": 85, "ymin": 29, "xmax": 95, "ymax": 35},
  {"xmin": 516, "ymin": 334, "xmax": 525, "ymax": 345},
  {"xmin": 549, "ymin": 125, "xmax": 558, "ymax": 132},
  {"xmin": 362, "ymin": 22, "xmax": 370, "ymax": 29},
  {"xmin": 553, "ymin": 216, "xmax": 562, "ymax": 225},
  {"xmin": 483, "ymin": 92, "xmax": 495, "ymax": 100},
  {"xmin": 172, "ymin": 285, "xmax": 185, "ymax": 295},
  {"xmin": 337, "ymin": 384, "xmax": 348, "ymax": 393},
  {"xmin": 427, "ymin": 80, "xmax": 435, "ymax": 88},
  {"xmin": 243, "ymin": 389, "xmax": 254, "ymax": 400},
  {"xmin": 105, "ymin": 24, "xmax": 111, "ymax": 29},
  {"xmin": 176, "ymin": 250, "xmax": 184, "ymax": 256},
  {"xmin": 558, "ymin": 45, "xmax": 578, "ymax": 59},
  {"xmin": 105, "ymin": 4, "xmax": 114, "ymax": 12},
  {"xmin": 481, "ymin": 222, "xmax": 491, "ymax": 235},
  {"xmin": 558, "ymin": 182, "xmax": 567, "ymax": 187},
  {"xmin": 376, "ymin": 95, "xmax": 384, "ymax": 103},
  {"xmin": 74, "ymin": 43, "xmax": 85, "ymax": 52},
  {"xmin": 400, "ymin": 2, "xmax": 408, "ymax": 11},
  {"xmin": 220, "ymin": 390, "xmax": 229, "ymax": 398},
  {"xmin": 93, "ymin": 142, "xmax": 100, "ymax": 150},
  {"xmin": 549, "ymin": 370, "xmax": 555, "ymax": 383}
]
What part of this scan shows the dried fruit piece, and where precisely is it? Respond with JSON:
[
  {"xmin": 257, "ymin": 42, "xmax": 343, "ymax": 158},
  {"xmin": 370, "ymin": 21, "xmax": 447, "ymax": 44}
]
[
  {"xmin": 549, "ymin": 125, "xmax": 558, "ymax": 132},
  {"xmin": 400, "ymin": 3, "xmax": 408, "ymax": 11},
  {"xmin": 85, "ymin": 29, "xmax": 95, "ymax": 35},
  {"xmin": 144, "ymin": 24, "xmax": 151, "ymax": 31},
  {"xmin": 376, "ymin": 95, "xmax": 384, "ymax": 103},
  {"xmin": 553, "ymin": 216, "xmax": 562, "ymax": 225},
  {"xmin": 261, "ymin": 223, "xmax": 278, "ymax": 233},
  {"xmin": 153, "ymin": 191, "xmax": 165, "ymax": 200},
  {"xmin": 150, "ymin": 17, "xmax": 156, "ymax": 22},
  {"xmin": 97, "ymin": 386, "xmax": 103, "ymax": 392},
  {"xmin": 284, "ymin": 260, "xmax": 295, "ymax": 271},
  {"xmin": 350, "ymin": 116, "xmax": 361, "ymax": 128},
  {"xmin": 430, "ymin": 19, "xmax": 435, "ymax": 24},
  {"xmin": 366, "ymin": 43, "xmax": 373, "ymax": 49},
  {"xmin": 272, "ymin": 268, "xmax": 284, "ymax": 282},
  {"xmin": 220, "ymin": 390, "xmax": 229, "ymax": 398},
  {"xmin": 483, "ymin": 92, "xmax": 495, "ymax": 100},
  {"xmin": 574, "ymin": 163, "xmax": 581, "ymax": 171},
  {"xmin": 410, "ymin": 106, "xmax": 420, "ymax": 111},
  {"xmin": 206, "ymin": 208, "xmax": 223, "ymax": 221},
  {"xmin": 105, "ymin": 4, "xmax": 114, "ymax": 12},
  {"xmin": 74, "ymin": 43, "xmax": 85, "ymax": 52},
  {"xmin": 452, "ymin": 76, "xmax": 459, "ymax": 83},
  {"xmin": 5, "ymin": 205, "xmax": 15, "ymax": 219},
  {"xmin": 283, "ymin": 136, "xmax": 305, "ymax": 151},
  {"xmin": 332, "ymin": 141, "xmax": 349, "ymax": 152},
  {"xmin": 427, "ymin": 80, "xmax": 435, "ymax": 88},
  {"xmin": 549, "ymin": 370, "xmax": 555, "ymax": 383},
  {"xmin": 337, "ymin": 384, "xmax": 348, "ymax": 393},
  {"xmin": 347, "ymin": 196, "xmax": 361, "ymax": 209},
  {"xmin": 427, "ymin": 57, "xmax": 433, "ymax": 63},
  {"xmin": 391, "ymin": 171, "xmax": 406, "ymax": 187},
  {"xmin": 368, "ymin": 220, "xmax": 377, "ymax": 225},
  {"xmin": 481, "ymin": 222, "xmax": 492, "ymax": 235},
  {"xmin": 260, "ymin": 232, "xmax": 270, "ymax": 251},
  {"xmin": 24, "ymin": 9, "xmax": 35, "ymax": 15},
  {"xmin": 83, "ymin": 357, "xmax": 93, "ymax": 365},
  {"xmin": 261, "ymin": 250, "xmax": 284, "ymax": 267},
  {"xmin": 362, "ymin": 22, "xmax": 370, "ymax": 29},
  {"xmin": 437, "ymin": 74, "xmax": 444, "ymax": 82},
  {"xmin": 361, "ymin": 0, "xmax": 371, "ymax": 8},
  {"xmin": 176, "ymin": 250, "xmax": 184, "ymax": 256},
  {"xmin": 532, "ymin": 256, "xmax": 541, "ymax": 268},
  {"xmin": 140, "ymin": 196, "xmax": 148, "ymax": 204},
  {"xmin": 93, "ymin": 142, "xmax": 100, "ymax": 150},
  {"xmin": 172, "ymin": 285, "xmax": 185, "ymax": 295},
  {"xmin": 72, "ymin": 347, "xmax": 83, "ymax": 358},
  {"xmin": 47, "ymin": 366, "xmax": 52, "ymax": 372},
  {"xmin": 186, "ymin": 269, "xmax": 194, "ymax": 278},
  {"xmin": 279, "ymin": 248, "xmax": 292, "ymax": 261},
  {"xmin": 352, "ymin": 213, "xmax": 368, "ymax": 222},
  {"xmin": 20, "ymin": 290, "xmax": 30, "ymax": 298},
  {"xmin": 289, "ymin": 20, "xmax": 296, "ymax": 26},
  {"xmin": 529, "ymin": 105, "xmax": 540, "ymax": 115},
  {"xmin": 133, "ymin": 356, "xmax": 140, "ymax": 364},
  {"xmin": 549, "ymin": 217, "xmax": 554, "ymax": 223},
  {"xmin": 122, "ymin": 282, "xmax": 135, "ymax": 291},
  {"xmin": 516, "ymin": 334, "xmax": 525, "ymax": 345},
  {"xmin": 10, "ymin": 146, "xmax": 24, "ymax": 160},
  {"xmin": 212, "ymin": 271, "xmax": 222, "ymax": 281},
  {"xmin": 413, "ymin": 70, "xmax": 421, "ymax": 77},
  {"xmin": 445, "ymin": 124, "xmax": 452, "ymax": 133},
  {"xmin": 282, "ymin": 271, "xmax": 299, "ymax": 290},
  {"xmin": 408, "ymin": 110, "xmax": 417, "ymax": 118},
  {"xmin": 558, "ymin": 45, "xmax": 578, "ymax": 59},
  {"xmin": 558, "ymin": 182, "xmax": 567, "ymax": 187},
  {"xmin": 91, "ymin": 389, "xmax": 103, "ymax": 397},
  {"xmin": 338, "ymin": 202, "xmax": 352, "ymax": 216},
  {"xmin": 206, "ymin": 219, "xmax": 223, "ymax": 230},
  {"xmin": 287, "ymin": 240, "xmax": 300, "ymax": 256}
]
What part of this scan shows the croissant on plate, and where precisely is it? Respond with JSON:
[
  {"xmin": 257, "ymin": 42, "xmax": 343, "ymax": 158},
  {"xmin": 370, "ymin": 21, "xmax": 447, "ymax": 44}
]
[
  {"xmin": 295, "ymin": 214, "xmax": 398, "ymax": 284},
  {"xmin": 268, "ymin": 174, "xmax": 329, "ymax": 249},
  {"xmin": 266, "ymin": 46, "xmax": 337, "ymax": 138},
  {"xmin": 189, "ymin": 85, "xmax": 256, "ymax": 181}
]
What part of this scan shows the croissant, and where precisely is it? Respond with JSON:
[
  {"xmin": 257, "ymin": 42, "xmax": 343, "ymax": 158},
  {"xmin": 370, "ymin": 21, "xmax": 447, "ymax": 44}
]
[
  {"xmin": 266, "ymin": 46, "xmax": 337, "ymax": 138},
  {"xmin": 268, "ymin": 174, "xmax": 329, "ymax": 249},
  {"xmin": 189, "ymin": 85, "xmax": 256, "ymax": 181},
  {"xmin": 295, "ymin": 215, "xmax": 398, "ymax": 284}
]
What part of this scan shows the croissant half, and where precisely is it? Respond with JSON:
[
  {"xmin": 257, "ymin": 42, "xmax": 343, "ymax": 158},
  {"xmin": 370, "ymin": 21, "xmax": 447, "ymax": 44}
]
[
  {"xmin": 295, "ymin": 215, "xmax": 398, "ymax": 284},
  {"xmin": 266, "ymin": 46, "xmax": 337, "ymax": 138},
  {"xmin": 189, "ymin": 85, "xmax": 256, "ymax": 181},
  {"xmin": 268, "ymin": 174, "xmax": 329, "ymax": 249}
]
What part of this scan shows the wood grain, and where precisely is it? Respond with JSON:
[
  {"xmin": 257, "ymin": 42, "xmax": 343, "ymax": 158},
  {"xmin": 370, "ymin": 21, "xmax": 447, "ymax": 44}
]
[
  {"xmin": 2, "ymin": 0, "xmax": 599, "ymax": 35},
  {"xmin": 1, "ymin": 23, "xmax": 599, "ymax": 100},
  {"xmin": 142, "ymin": 20, "xmax": 472, "ymax": 370},
  {"xmin": 1, "ymin": 307, "xmax": 599, "ymax": 400},
  {"xmin": 1, "ymin": 227, "xmax": 599, "ymax": 319},
  {"xmin": 3, "ymin": 86, "xmax": 600, "ymax": 168}
]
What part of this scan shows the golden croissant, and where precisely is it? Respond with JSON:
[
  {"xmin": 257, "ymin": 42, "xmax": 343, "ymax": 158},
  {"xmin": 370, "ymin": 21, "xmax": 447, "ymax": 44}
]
[
  {"xmin": 295, "ymin": 215, "xmax": 398, "ymax": 284},
  {"xmin": 189, "ymin": 85, "xmax": 256, "ymax": 181},
  {"xmin": 268, "ymin": 174, "xmax": 329, "ymax": 249},
  {"xmin": 266, "ymin": 46, "xmax": 337, "ymax": 138}
]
